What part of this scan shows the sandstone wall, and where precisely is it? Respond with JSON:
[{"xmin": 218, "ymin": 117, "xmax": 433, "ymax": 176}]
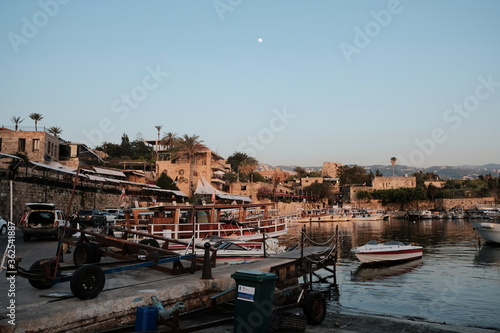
[{"xmin": 0, "ymin": 179, "xmax": 123, "ymax": 223}]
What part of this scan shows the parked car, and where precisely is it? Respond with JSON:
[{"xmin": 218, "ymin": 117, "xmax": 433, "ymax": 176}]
[
  {"xmin": 76, "ymin": 209, "xmax": 107, "ymax": 227},
  {"xmin": 0, "ymin": 216, "xmax": 7, "ymax": 235},
  {"xmin": 99, "ymin": 211, "xmax": 117, "ymax": 223},
  {"xmin": 20, "ymin": 203, "xmax": 68, "ymax": 241},
  {"xmin": 101, "ymin": 208, "xmax": 124, "ymax": 219}
]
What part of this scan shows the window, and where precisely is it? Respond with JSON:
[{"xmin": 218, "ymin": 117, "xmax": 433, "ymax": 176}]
[
  {"xmin": 0, "ymin": 138, "xmax": 2, "ymax": 151},
  {"xmin": 241, "ymin": 186, "xmax": 247, "ymax": 191},
  {"xmin": 18, "ymin": 138, "xmax": 26, "ymax": 152},
  {"xmin": 32, "ymin": 139, "xmax": 40, "ymax": 152}
]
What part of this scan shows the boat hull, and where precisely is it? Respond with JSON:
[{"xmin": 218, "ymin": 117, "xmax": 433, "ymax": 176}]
[
  {"xmin": 470, "ymin": 221, "xmax": 500, "ymax": 244},
  {"xmin": 353, "ymin": 243, "xmax": 423, "ymax": 264}
]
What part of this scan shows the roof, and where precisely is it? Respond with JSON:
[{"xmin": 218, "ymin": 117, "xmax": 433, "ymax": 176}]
[
  {"xmin": 0, "ymin": 153, "xmax": 22, "ymax": 160},
  {"xmin": 93, "ymin": 167, "xmax": 126, "ymax": 178},
  {"xmin": 30, "ymin": 161, "xmax": 86, "ymax": 177}
]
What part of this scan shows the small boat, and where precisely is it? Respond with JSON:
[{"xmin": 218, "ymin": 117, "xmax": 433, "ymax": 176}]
[
  {"xmin": 470, "ymin": 218, "xmax": 500, "ymax": 245},
  {"xmin": 419, "ymin": 210, "xmax": 433, "ymax": 219},
  {"xmin": 352, "ymin": 240, "xmax": 423, "ymax": 264},
  {"xmin": 350, "ymin": 209, "xmax": 385, "ymax": 221},
  {"xmin": 178, "ymin": 238, "xmax": 287, "ymax": 264}
]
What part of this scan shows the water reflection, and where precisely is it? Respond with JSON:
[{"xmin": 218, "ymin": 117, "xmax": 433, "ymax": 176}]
[
  {"xmin": 351, "ymin": 259, "xmax": 423, "ymax": 282},
  {"xmin": 283, "ymin": 219, "xmax": 500, "ymax": 330},
  {"xmin": 474, "ymin": 244, "xmax": 500, "ymax": 267}
]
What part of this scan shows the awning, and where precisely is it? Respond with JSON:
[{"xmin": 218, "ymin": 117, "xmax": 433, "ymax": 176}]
[
  {"xmin": 216, "ymin": 193, "xmax": 252, "ymax": 203},
  {"xmin": 146, "ymin": 188, "xmax": 188, "ymax": 197},
  {"xmin": 0, "ymin": 153, "xmax": 22, "ymax": 160},
  {"xmin": 30, "ymin": 161, "xmax": 86, "ymax": 177},
  {"xmin": 93, "ymin": 167, "xmax": 126, "ymax": 178}
]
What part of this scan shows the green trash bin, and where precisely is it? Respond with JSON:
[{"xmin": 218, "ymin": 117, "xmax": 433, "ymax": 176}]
[{"xmin": 231, "ymin": 270, "xmax": 277, "ymax": 333}]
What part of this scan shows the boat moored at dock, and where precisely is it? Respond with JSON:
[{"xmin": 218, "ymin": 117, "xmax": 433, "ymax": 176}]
[{"xmin": 352, "ymin": 240, "xmax": 423, "ymax": 264}]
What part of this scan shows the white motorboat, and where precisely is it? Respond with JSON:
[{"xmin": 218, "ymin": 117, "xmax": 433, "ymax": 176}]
[
  {"xmin": 352, "ymin": 240, "xmax": 423, "ymax": 264},
  {"xmin": 419, "ymin": 210, "xmax": 433, "ymax": 219},
  {"xmin": 470, "ymin": 218, "xmax": 500, "ymax": 244}
]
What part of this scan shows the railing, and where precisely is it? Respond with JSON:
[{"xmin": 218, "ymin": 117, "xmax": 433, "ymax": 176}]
[{"xmin": 114, "ymin": 215, "xmax": 291, "ymax": 243}]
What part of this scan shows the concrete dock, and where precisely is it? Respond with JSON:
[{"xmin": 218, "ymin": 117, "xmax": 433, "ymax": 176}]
[{"xmin": 2, "ymin": 255, "xmax": 295, "ymax": 332}]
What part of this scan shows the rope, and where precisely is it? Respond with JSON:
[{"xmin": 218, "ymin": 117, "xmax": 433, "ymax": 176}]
[
  {"xmin": 303, "ymin": 245, "xmax": 337, "ymax": 264},
  {"xmin": 303, "ymin": 232, "xmax": 336, "ymax": 246}
]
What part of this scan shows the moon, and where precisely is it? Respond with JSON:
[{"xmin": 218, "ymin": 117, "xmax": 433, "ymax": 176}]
[{"xmin": 257, "ymin": 38, "xmax": 263, "ymax": 43}]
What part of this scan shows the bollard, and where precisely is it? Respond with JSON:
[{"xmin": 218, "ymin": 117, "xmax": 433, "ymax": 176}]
[{"xmin": 201, "ymin": 242, "xmax": 212, "ymax": 279}]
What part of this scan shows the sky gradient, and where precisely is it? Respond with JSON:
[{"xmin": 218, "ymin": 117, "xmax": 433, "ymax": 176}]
[{"xmin": 1, "ymin": 1, "xmax": 499, "ymax": 168}]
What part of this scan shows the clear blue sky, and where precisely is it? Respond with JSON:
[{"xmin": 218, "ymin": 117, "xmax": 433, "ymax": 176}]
[{"xmin": 1, "ymin": 1, "xmax": 499, "ymax": 168}]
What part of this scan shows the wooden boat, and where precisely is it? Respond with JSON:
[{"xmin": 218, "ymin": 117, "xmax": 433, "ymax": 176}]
[
  {"xmin": 115, "ymin": 203, "xmax": 291, "ymax": 244},
  {"xmin": 352, "ymin": 240, "xmax": 423, "ymax": 264}
]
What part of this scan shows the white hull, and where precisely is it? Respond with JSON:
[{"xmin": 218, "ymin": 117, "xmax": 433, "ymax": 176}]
[
  {"xmin": 470, "ymin": 221, "xmax": 500, "ymax": 244},
  {"xmin": 351, "ymin": 213, "xmax": 385, "ymax": 221},
  {"xmin": 353, "ymin": 241, "xmax": 423, "ymax": 264}
]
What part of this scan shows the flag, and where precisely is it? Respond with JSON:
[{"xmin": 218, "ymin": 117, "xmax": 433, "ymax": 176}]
[
  {"xmin": 211, "ymin": 192, "xmax": 216, "ymax": 203},
  {"xmin": 120, "ymin": 187, "xmax": 126, "ymax": 200}
]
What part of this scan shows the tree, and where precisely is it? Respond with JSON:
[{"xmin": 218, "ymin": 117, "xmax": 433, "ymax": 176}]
[
  {"xmin": 120, "ymin": 134, "xmax": 131, "ymax": 158},
  {"xmin": 156, "ymin": 171, "xmax": 179, "ymax": 190},
  {"xmin": 168, "ymin": 134, "xmax": 204, "ymax": 197},
  {"xmin": 11, "ymin": 116, "xmax": 24, "ymax": 131},
  {"xmin": 390, "ymin": 157, "xmax": 397, "ymax": 177},
  {"xmin": 257, "ymin": 187, "xmax": 273, "ymax": 200},
  {"xmin": 154, "ymin": 125, "xmax": 162, "ymax": 162},
  {"xmin": 338, "ymin": 165, "xmax": 370, "ymax": 186},
  {"xmin": 238, "ymin": 158, "xmax": 258, "ymax": 182},
  {"xmin": 227, "ymin": 152, "xmax": 258, "ymax": 182},
  {"xmin": 304, "ymin": 181, "xmax": 332, "ymax": 199},
  {"xmin": 29, "ymin": 113, "xmax": 43, "ymax": 131},
  {"xmin": 160, "ymin": 132, "xmax": 178, "ymax": 150},
  {"xmin": 294, "ymin": 166, "xmax": 307, "ymax": 179},
  {"xmin": 48, "ymin": 126, "xmax": 62, "ymax": 137}
]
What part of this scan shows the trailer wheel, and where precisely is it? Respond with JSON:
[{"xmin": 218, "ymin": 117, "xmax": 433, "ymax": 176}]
[
  {"xmin": 28, "ymin": 259, "xmax": 59, "ymax": 290},
  {"xmin": 70, "ymin": 265, "xmax": 105, "ymax": 300},
  {"xmin": 74, "ymin": 243, "xmax": 98, "ymax": 265},
  {"xmin": 139, "ymin": 238, "xmax": 160, "ymax": 248},
  {"xmin": 303, "ymin": 291, "xmax": 326, "ymax": 325}
]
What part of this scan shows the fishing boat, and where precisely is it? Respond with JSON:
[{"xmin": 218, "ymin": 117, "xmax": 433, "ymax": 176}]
[
  {"xmin": 114, "ymin": 202, "xmax": 291, "ymax": 245},
  {"xmin": 352, "ymin": 240, "xmax": 423, "ymax": 264},
  {"xmin": 350, "ymin": 209, "xmax": 386, "ymax": 221}
]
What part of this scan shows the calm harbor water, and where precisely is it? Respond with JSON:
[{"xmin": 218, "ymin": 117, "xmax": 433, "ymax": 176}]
[{"xmin": 282, "ymin": 218, "xmax": 500, "ymax": 331}]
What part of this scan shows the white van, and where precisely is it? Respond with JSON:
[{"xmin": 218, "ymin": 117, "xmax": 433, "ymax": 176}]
[{"xmin": 20, "ymin": 203, "xmax": 68, "ymax": 242}]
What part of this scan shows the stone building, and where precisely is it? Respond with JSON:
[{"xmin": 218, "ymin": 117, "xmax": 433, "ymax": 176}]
[
  {"xmin": 372, "ymin": 176, "xmax": 416, "ymax": 190},
  {"xmin": 256, "ymin": 167, "xmax": 290, "ymax": 183},
  {"xmin": 321, "ymin": 162, "xmax": 343, "ymax": 178},
  {"xmin": 156, "ymin": 143, "xmax": 230, "ymax": 196},
  {"xmin": 0, "ymin": 128, "xmax": 60, "ymax": 163}
]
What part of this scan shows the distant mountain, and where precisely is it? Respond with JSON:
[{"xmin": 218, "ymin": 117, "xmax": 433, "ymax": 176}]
[{"xmin": 258, "ymin": 163, "xmax": 500, "ymax": 180}]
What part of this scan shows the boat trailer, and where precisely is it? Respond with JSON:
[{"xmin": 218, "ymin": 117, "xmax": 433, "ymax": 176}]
[{"xmin": 10, "ymin": 225, "xmax": 216, "ymax": 300}]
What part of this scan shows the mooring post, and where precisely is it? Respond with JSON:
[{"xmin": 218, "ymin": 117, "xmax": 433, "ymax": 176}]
[{"xmin": 201, "ymin": 242, "xmax": 212, "ymax": 279}]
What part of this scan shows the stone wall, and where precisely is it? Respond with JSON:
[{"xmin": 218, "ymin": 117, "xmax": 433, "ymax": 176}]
[{"xmin": 0, "ymin": 179, "xmax": 123, "ymax": 223}]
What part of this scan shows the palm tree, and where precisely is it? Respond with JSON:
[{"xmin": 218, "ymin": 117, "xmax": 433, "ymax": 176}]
[
  {"xmin": 391, "ymin": 157, "xmax": 397, "ymax": 177},
  {"xmin": 160, "ymin": 132, "xmax": 178, "ymax": 150},
  {"xmin": 48, "ymin": 126, "xmax": 62, "ymax": 138},
  {"xmin": 239, "ymin": 158, "xmax": 258, "ymax": 182},
  {"xmin": 29, "ymin": 113, "xmax": 43, "ymax": 131},
  {"xmin": 169, "ymin": 134, "xmax": 204, "ymax": 197},
  {"xmin": 10, "ymin": 116, "xmax": 24, "ymax": 131},
  {"xmin": 154, "ymin": 125, "xmax": 162, "ymax": 170}
]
